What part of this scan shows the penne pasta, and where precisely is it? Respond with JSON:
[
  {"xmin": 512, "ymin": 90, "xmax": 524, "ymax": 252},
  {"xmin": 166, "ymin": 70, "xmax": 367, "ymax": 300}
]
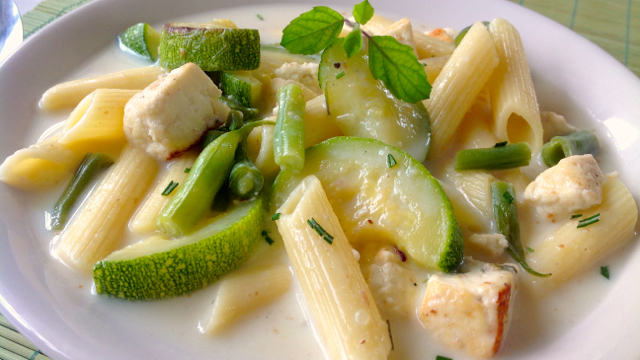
[
  {"xmin": 488, "ymin": 18, "xmax": 543, "ymax": 153},
  {"xmin": 56, "ymin": 146, "xmax": 158, "ymax": 270},
  {"xmin": 276, "ymin": 175, "xmax": 391, "ymax": 360},
  {"xmin": 447, "ymin": 168, "xmax": 497, "ymax": 222},
  {"xmin": 425, "ymin": 22, "xmax": 500, "ymax": 155},
  {"xmin": 420, "ymin": 55, "xmax": 450, "ymax": 84}
]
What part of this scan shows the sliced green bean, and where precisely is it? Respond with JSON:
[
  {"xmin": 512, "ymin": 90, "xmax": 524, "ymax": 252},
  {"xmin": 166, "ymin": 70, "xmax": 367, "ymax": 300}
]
[
  {"xmin": 491, "ymin": 181, "xmax": 550, "ymax": 277},
  {"xmin": 218, "ymin": 95, "xmax": 259, "ymax": 120},
  {"xmin": 273, "ymin": 83, "xmax": 306, "ymax": 173},
  {"xmin": 455, "ymin": 142, "xmax": 531, "ymax": 171},
  {"xmin": 201, "ymin": 130, "xmax": 225, "ymax": 149},
  {"xmin": 454, "ymin": 21, "xmax": 490, "ymax": 47},
  {"xmin": 51, "ymin": 153, "xmax": 113, "ymax": 230},
  {"xmin": 541, "ymin": 130, "xmax": 599, "ymax": 167},
  {"xmin": 225, "ymin": 110, "xmax": 244, "ymax": 131},
  {"xmin": 229, "ymin": 138, "xmax": 264, "ymax": 199}
]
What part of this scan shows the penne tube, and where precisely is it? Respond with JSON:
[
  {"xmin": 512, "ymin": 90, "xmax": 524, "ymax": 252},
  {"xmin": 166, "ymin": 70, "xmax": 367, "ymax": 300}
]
[
  {"xmin": 420, "ymin": 55, "xmax": 450, "ymax": 84},
  {"xmin": 276, "ymin": 175, "xmax": 391, "ymax": 360}
]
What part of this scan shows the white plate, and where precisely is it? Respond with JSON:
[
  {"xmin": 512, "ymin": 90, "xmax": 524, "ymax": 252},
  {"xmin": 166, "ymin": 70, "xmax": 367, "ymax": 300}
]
[{"xmin": 1, "ymin": 0, "xmax": 640, "ymax": 359}]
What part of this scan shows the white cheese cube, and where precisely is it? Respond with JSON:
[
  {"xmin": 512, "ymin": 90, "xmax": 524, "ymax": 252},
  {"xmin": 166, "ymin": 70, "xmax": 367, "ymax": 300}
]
[{"xmin": 468, "ymin": 233, "xmax": 509, "ymax": 256}]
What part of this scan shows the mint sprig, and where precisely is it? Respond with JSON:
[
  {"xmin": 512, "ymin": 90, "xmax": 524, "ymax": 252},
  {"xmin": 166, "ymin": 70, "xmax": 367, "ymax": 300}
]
[{"xmin": 280, "ymin": 1, "xmax": 431, "ymax": 103}]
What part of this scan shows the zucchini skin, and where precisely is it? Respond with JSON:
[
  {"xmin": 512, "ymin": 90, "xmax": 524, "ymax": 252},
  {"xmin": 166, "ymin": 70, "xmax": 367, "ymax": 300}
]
[{"xmin": 159, "ymin": 25, "xmax": 260, "ymax": 71}]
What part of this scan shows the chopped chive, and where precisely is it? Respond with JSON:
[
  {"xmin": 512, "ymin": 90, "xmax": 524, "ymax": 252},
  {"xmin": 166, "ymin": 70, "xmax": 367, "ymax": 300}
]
[
  {"xmin": 503, "ymin": 191, "xmax": 514, "ymax": 204},
  {"xmin": 265, "ymin": 236, "xmax": 274, "ymax": 245},
  {"xmin": 387, "ymin": 154, "xmax": 397, "ymax": 168},
  {"xmin": 494, "ymin": 141, "xmax": 508, "ymax": 147},
  {"xmin": 571, "ymin": 214, "xmax": 583, "ymax": 219},
  {"xmin": 307, "ymin": 218, "xmax": 334, "ymax": 244},
  {"xmin": 579, "ymin": 213, "xmax": 600, "ymax": 222},
  {"xmin": 577, "ymin": 213, "xmax": 600, "ymax": 228},
  {"xmin": 161, "ymin": 181, "xmax": 179, "ymax": 196},
  {"xmin": 422, "ymin": 63, "xmax": 427, "ymax": 67},
  {"xmin": 600, "ymin": 265, "xmax": 610, "ymax": 279},
  {"xmin": 323, "ymin": 234, "xmax": 334, "ymax": 244},
  {"xmin": 527, "ymin": 246, "xmax": 534, "ymax": 253},
  {"xmin": 436, "ymin": 356, "xmax": 453, "ymax": 360},
  {"xmin": 261, "ymin": 230, "xmax": 268, "ymax": 236},
  {"xmin": 335, "ymin": 71, "xmax": 345, "ymax": 79},
  {"xmin": 256, "ymin": 14, "xmax": 263, "ymax": 20},
  {"xmin": 184, "ymin": 167, "xmax": 191, "ymax": 173},
  {"xmin": 386, "ymin": 320, "xmax": 394, "ymax": 351},
  {"xmin": 272, "ymin": 212, "xmax": 281, "ymax": 220}
]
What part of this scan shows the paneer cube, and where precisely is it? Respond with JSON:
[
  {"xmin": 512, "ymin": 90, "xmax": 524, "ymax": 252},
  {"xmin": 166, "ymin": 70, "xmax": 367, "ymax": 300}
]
[
  {"xmin": 468, "ymin": 233, "xmax": 509, "ymax": 256},
  {"xmin": 123, "ymin": 62, "xmax": 229, "ymax": 160},
  {"xmin": 524, "ymin": 154, "xmax": 604, "ymax": 215},
  {"xmin": 366, "ymin": 246, "xmax": 417, "ymax": 317},
  {"xmin": 418, "ymin": 260, "xmax": 518, "ymax": 358}
]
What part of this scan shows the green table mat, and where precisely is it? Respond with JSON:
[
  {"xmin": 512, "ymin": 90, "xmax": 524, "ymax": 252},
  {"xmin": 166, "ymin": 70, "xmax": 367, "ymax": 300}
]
[{"xmin": 2, "ymin": 0, "xmax": 638, "ymax": 359}]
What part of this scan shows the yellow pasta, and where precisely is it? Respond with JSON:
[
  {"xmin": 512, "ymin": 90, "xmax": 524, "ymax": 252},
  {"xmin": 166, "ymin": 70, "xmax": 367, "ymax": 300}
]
[
  {"xmin": 40, "ymin": 66, "xmax": 166, "ymax": 110},
  {"xmin": 303, "ymin": 95, "xmax": 343, "ymax": 148},
  {"xmin": 425, "ymin": 22, "xmax": 500, "ymax": 155},
  {"xmin": 488, "ymin": 18, "xmax": 543, "ymax": 153},
  {"xmin": 420, "ymin": 55, "xmax": 450, "ymax": 84},
  {"xmin": 246, "ymin": 122, "xmax": 280, "ymax": 181},
  {"xmin": 447, "ymin": 168, "xmax": 497, "ymax": 221},
  {"xmin": 276, "ymin": 175, "xmax": 391, "ymax": 360},
  {"xmin": 56, "ymin": 146, "xmax": 158, "ymax": 270},
  {"xmin": 129, "ymin": 153, "xmax": 197, "ymax": 233}
]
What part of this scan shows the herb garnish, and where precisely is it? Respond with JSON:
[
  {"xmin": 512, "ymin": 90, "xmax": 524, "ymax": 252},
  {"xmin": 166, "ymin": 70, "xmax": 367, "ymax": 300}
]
[
  {"xmin": 494, "ymin": 141, "xmax": 508, "ymax": 147},
  {"xmin": 571, "ymin": 214, "xmax": 582, "ymax": 219},
  {"xmin": 387, "ymin": 154, "xmax": 397, "ymax": 168},
  {"xmin": 436, "ymin": 356, "xmax": 453, "ymax": 360},
  {"xmin": 600, "ymin": 265, "xmax": 610, "ymax": 279},
  {"xmin": 262, "ymin": 230, "xmax": 274, "ymax": 245},
  {"xmin": 161, "ymin": 181, "xmax": 179, "ymax": 196},
  {"xmin": 280, "ymin": 0, "xmax": 431, "ymax": 103},
  {"xmin": 184, "ymin": 167, "xmax": 191, "ymax": 173},
  {"xmin": 307, "ymin": 218, "xmax": 334, "ymax": 244},
  {"xmin": 256, "ymin": 14, "xmax": 264, "ymax": 20},
  {"xmin": 272, "ymin": 212, "xmax": 281, "ymax": 220},
  {"xmin": 386, "ymin": 319, "xmax": 394, "ymax": 350},
  {"xmin": 577, "ymin": 213, "xmax": 600, "ymax": 228},
  {"xmin": 336, "ymin": 71, "xmax": 345, "ymax": 79},
  {"xmin": 527, "ymin": 246, "xmax": 534, "ymax": 253},
  {"xmin": 503, "ymin": 191, "xmax": 514, "ymax": 204}
]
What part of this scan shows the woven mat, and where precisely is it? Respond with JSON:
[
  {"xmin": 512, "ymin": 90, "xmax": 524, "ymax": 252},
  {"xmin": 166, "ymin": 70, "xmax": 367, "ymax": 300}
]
[{"xmin": 1, "ymin": 0, "xmax": 637, "ymax": 359}]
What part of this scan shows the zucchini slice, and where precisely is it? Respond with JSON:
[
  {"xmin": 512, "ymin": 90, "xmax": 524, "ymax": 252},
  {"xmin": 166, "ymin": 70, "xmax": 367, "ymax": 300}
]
[
  {"xmin": 220, "ymin": 71, "xmax": 263, "ymax": 107},
  {"xmin": 118, "ymin": 23, "xmax": 160, "ymax": 61}
]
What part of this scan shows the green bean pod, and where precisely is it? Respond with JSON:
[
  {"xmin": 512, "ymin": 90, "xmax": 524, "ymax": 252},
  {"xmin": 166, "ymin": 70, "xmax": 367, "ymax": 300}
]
[
  {"xmin": 225, "ymin": 110, "xmax": 244, "ymax": 131},
  {"xmin": 229, "ymin": 139, "xmax": 264, "ymax": 199},
  {"xmin": 454, "ymin": 142, "xmax": 531, "ymax": 171},
  {"xmin": 201, "ymin": 130, "xmax": 225, "ymax": 149},
  {"xmin": 51, "ymin": 152, "xmax": 114, "ymax": 230},
  {"xmin": 541, "ymin": 130, "xmax": 599, "ymax": 167},
  {"xmin": 218, "ymin": 95, "xmax": 259, "ymax": 120},
  {"xmin": 491, "ymin": 181, "xmax": 550, "ymax": 277},
  {"xmin": 273, "ymin": 83, "xmax": 306, "ymax": 173}
]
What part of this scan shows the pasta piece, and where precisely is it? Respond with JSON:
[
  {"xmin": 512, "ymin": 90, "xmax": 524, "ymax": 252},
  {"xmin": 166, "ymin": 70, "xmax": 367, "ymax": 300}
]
[
  {"xmin": 246, "ymin": 122, "xmax": 280, "ymax": 181},
  {"xmin": 493, "ymin": 169, "xmax": 530, "ymax": 198},
  {"xmin": 425, "ymin": 22, "xmax": 499, "ymax": 155},
  {"xmin": 55, "ymin": 146, "xmax": 158, "ymax": 270},
  {"xmin": 455, "ymin": 99, "xmax": 498, "ymax": 150},
  {"xmin": 129, "ymin": 153, "xmax": 197, "ymax": 233},
  {"xmin": 448, "ymin": 168, "xmax": 497, "ymax": 225},
  {"xmin": 420, "ymin": 55, "xmax": 450, "ymax": 83},
  {"xmin": 0, "ymin": 135, "xmax": 85, "ymax": 190},
  {"xmin": 303, "ymin": 95, "xmax": 342, "ymax": 148},
  {"xmin": 201, "ymin": 264, "xmax": 292, "ymax": 333},
  {"xmin": 276, "ymin": 175, "xmax": 391, "ymax": 360},
  {"xmin": 526, "ymin": 178, "xmax": 637, "ymax": 296},
  {"xmin": 361, "ymin": 14, "xmax": 454, "ymax": 57},
  {"xmin": 439, "ymin": 181, "xmax": 491, "ymax": 236},
  {"xmin": 59, "ymin": 89, "xmax": 139, "ymax": 146},
  {"xmin": 488, "ymin": 18, "xmax": 543, "ymax": 153},
  {"xmin": 40, "ymin": 66, "xmax": 166, "ymax": 110}
]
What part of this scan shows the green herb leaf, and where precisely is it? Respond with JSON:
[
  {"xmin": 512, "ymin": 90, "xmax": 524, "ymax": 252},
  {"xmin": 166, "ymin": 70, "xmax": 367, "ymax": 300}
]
[
  {"xmin": 184, "ymin": 167, "xmax": 191, "ymax": 173},
  {"xmin": 343, "ymin": 28, "xmax": 363, "ymax": 58},
  {"xmin": 336, "ymin": 71, "xmax": 345, "ymax": 79},
  {"xmin": 436, "ymin": 356, "xmax": 453, "ymax": 360},
  {"xmin": 494, "ymin": 141, "xmax": 508, "ymax": 147},
  {"xmin": 272, "ymin": 212, "xmax": 281, "ymax": 220},
  {"xmin": 527, "ymin": 246, "xmax": 534, "ymax": 253},
  {"xmin": 600, "ymin": 265, "xmax": 610, "ymax": 279},
  {"xmin": 281, "ymin": 6, "xmax": 345, "ymax": 55},
  {"xmin": 387, "ymin": 153, "xmax": 397, "ymax": 168},
  {"xmin": 353, "ymin": 0, "xmax": 374, "ymax": 25},
  {"xmin": 571, "ymin": 214, "xmax": 583, "ymax": 219},
  {"xmin": 161, "ymin": 181, "xmax": 179, "ymax": 196},
  {"xmin": 256, "ymin": 14, "xmax": 264, "ymax": 20},
  {"xmin": 368, "ymin": 35, "xmax": 431, "ymax": 103}
]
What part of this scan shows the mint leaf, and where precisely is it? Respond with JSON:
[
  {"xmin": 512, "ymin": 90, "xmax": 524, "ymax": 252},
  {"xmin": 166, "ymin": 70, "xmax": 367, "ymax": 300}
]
[
  {"xmin": 353, "ymin": 0, "xmax": 374, "ymax": 25},
  {"xmin": 343, "ymin": 28, "xmax": 363, "ymax": 58},
  {"xmin": 368, "ymin": 36, "xmax": 431, "ymax": 103},
  {"xmin": 281, "ymin": 6, "xmax": 344, "ymax": 55}
]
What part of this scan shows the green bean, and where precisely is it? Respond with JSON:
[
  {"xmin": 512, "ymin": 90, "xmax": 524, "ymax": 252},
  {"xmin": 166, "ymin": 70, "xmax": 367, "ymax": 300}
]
[
  {"xmin": 201, "ymin": 130, "xmax": 225, "ymax": 149},
  {"xmin": 491, "ymin": 181, "xmax": 551, "ymax": 277},
  {"xmin": 541, "ymin": 130, "xmax": 599, "ymax": 167},
  {"xmin": 225, "ymin": 110, "xmax": 244, "ymax": 131},
  {"xmin": 218, "ymin": 95, "xmax": 259, "ymax": 120},
  {"xmin": 454, "ymin": 21, "xmax": 490, "ymax": 47},
  {"xmin": 229, "ymin": 138, "xmax": 264, "ymax": 199},
  {"xmin": 51, "ymin": 153, "xmax": 113, "ymax": 230},
  {"xmin": 211, "ymin": 183, "xmax": 231, "ymax": 212},
  {"xmin": 157, "ymin": 120, "xmax": 274, "ymax": 236},
  {"xmin": 454, "ymin": 142, "xmax": 531, "ymax": 171},
  {"xmin": 273, "ymin": 83, "xmax": 306, "ymax": 173}
]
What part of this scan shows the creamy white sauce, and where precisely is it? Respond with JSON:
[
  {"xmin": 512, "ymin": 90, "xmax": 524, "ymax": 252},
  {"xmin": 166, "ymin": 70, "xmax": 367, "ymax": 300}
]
[{"xmin": 19, "ymin": 4, "xmax": 633, "ymax": 359}]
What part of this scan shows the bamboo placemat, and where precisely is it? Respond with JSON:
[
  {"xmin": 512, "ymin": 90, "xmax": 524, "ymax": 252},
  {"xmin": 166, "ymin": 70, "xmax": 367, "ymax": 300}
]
[{"xmin": 1, "ymin": 0, "xmax": 637, "ymax": 359}]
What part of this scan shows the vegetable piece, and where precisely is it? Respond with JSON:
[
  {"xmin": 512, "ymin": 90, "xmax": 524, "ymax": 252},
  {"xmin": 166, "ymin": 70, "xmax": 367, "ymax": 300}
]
[
  {"xmin": 118, "ymin": 23, "xmax": 161, "ymax": 61},
  {"xmin": 276, "ymin": 175, "xmax": 391, "ymax": 359},
  {"xmin": 159, "ymin": 23, "xmax": 260, "ymax": 71},
  {"xmin": 541, "ymin": 130, "xmax": 599, "ymax": 167},
  {"xmin": 491, "ymin": 181, "xmax": 549, "ymax": 277},
  {"xmin": 454, "ymin": 21, "xmax": 490, "ymax": 46},
  {"xmin": 319, "ymin": 39, "xmax": 431, "ymax": 162},
  {"xmin": 94, "ymin": 195, "xmax": 265, "ymax": 300},
  {"xmin": 280, "ymin": 6, "xmax": 345, "ymax": 55},
  {"xmin": 217, "ymin": 96, "xmax": 259, "ymax": 120},
  {"xmin": 272, "ymin": 137, "xmax": 463, "ymax": 272},
  {"xmin": 273, "ymin": 83, "xmax": 306, "ymax": 173},
  {"xmin": 600, "ymin": 266, "xmax": 610, "ymax": 279},
  {"xmin": 40, "ymin": 66, "xmax": 166, "ymax": 110},
  {"xmin": 56, "ymin": 146, "xmax": 158, "ymax": 270},
  {"xmin": 51, "ymin": 153, "xmax": 114, "ymax": 231},
  {"xmin": 229, "ymin": 139, "xmax": 264, "ymax": 199},
  {"xmin": 201, "ymin": 130, "xmax": 225, "ymax": 149},
  {"xmin": 219, "ymin": 71, "xmax": 263, "ymax": 107},
  {"xmin": 454, "ymin": 142, "xmax": 531, "ymax": 171},
  {"xmin": 225, "ymin": 110, "xmax": 244, "ymax": 131}
]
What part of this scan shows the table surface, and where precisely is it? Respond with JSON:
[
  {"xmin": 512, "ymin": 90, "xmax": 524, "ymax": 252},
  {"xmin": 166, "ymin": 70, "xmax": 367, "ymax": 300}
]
[{"xmin": 1, "ymin": 0, "xmax": 639, "ymax": 359}]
